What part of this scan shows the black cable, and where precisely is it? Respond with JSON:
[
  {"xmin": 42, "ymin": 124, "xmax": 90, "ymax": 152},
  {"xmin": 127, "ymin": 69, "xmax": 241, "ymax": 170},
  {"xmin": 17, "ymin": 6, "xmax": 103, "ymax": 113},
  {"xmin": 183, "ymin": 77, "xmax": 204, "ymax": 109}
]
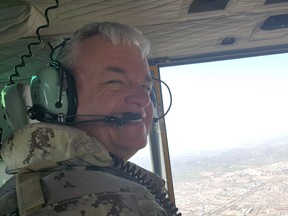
[
  {"xmin": 153, "ymin": 78, "xmax": 173, "ymax": 122},
  {"xmin": 49, "ymin": 38, "xmax": 70, "ymax": 62},
  {"xmin": 110, "ymin": 154, "xmax": 182, "ymax": 216},
  {"xmin": 9, "ymin": 0, "xmax": 59, "ymax": 84}
]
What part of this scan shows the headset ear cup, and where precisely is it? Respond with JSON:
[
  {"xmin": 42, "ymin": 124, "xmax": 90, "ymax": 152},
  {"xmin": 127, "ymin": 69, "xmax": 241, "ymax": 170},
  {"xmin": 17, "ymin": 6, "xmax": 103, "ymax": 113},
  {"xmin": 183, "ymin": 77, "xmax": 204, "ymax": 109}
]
[{"xmin": 30, "ymin": 63, "xmax": 77, "ymax": 122}]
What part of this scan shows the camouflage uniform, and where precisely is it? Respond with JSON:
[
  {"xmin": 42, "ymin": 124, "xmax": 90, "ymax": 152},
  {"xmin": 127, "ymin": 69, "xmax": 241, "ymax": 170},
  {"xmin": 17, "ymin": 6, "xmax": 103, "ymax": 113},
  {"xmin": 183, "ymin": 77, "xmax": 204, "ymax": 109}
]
[{"xmin": 0, "ymin": 123, "xmax": 168, "ymax": 216}]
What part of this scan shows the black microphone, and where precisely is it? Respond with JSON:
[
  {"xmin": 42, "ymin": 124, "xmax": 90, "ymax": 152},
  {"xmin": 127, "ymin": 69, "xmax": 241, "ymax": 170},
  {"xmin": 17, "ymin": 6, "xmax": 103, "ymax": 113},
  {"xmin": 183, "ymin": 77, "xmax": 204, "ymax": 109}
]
[
  {"xmin": 72, "ymin": 112, "xmax": 142, "ymax": 127},
  {"xmin": 27, "ymin": 105, "xmax": 143, "ymax": 127},
  {"xmin": 74, "ymin": 112, "xmax": 142, "ymax": 127},
  {"xmin": 105, "ymin": 112, "xmax": 142, "ymax": 127}
]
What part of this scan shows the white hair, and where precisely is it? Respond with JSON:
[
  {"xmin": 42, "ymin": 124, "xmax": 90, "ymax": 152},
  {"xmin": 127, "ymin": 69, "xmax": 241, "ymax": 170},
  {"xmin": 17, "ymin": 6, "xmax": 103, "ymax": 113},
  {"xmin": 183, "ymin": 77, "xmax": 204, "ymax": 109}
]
[{"xmin": 59, "ymin": 22, "xmax": 150, "ymax": 71}]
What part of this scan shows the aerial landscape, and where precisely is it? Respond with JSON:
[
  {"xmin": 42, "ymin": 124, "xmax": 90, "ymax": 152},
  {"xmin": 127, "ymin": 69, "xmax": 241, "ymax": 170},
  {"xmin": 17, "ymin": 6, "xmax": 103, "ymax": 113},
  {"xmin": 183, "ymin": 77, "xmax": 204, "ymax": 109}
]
[{"xmin": 171, "ymin": 135, "xmax": 288, "ymax": 215}]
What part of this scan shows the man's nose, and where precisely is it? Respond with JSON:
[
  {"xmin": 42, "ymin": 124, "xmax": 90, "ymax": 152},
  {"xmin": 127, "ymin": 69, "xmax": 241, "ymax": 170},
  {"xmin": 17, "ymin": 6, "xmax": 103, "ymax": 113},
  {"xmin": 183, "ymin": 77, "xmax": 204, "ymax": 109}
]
[{"xmin": 125, "ymin": 86, "xmax": 151, "ymax": 107}]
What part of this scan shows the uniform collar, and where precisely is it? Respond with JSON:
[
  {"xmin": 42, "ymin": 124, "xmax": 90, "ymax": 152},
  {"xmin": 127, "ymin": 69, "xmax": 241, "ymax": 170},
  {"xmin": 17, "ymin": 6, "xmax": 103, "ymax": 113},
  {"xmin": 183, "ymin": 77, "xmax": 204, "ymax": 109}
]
[{"xmin": 1, "ymin": 123, "xmax": 113, "ymax": 173}]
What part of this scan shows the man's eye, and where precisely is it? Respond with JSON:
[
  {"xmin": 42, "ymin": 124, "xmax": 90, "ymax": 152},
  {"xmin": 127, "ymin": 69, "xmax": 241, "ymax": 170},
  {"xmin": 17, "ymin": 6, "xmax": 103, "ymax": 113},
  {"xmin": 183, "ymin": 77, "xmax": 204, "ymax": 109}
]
[{"xmin": 106, "ymin": 80, "xmax": 122, "ymax": 85}]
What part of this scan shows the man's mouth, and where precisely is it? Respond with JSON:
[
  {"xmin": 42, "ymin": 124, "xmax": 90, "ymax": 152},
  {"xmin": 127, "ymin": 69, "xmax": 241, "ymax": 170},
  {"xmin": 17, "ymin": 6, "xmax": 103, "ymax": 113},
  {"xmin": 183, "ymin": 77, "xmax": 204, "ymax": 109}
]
[
  {"xmin": 122, "ymin": 112, "xmax": 146, "ymax": 125},
  {"xmin": 129, "ymin": 118, "xmax": 143, "ymax": 123}
]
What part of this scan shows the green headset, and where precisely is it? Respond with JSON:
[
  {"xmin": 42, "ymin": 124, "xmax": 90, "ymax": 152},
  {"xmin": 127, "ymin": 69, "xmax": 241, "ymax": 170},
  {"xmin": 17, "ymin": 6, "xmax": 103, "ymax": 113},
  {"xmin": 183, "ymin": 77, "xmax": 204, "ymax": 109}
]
[{"xmin": 28, "ymin": 61, "xmax": 77, "ymax": 122}]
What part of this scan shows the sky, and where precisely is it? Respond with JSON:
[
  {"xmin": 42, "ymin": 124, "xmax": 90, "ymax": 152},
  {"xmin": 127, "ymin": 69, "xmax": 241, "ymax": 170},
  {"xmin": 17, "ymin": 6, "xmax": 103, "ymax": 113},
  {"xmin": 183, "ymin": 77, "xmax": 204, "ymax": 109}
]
[
  {"xmin": 160, "ymin": 53, "xmax": 288, "ymax": 155},
  {"xmin": 131, "ymin": 52, "xmax": 288, "ymax": 164}
]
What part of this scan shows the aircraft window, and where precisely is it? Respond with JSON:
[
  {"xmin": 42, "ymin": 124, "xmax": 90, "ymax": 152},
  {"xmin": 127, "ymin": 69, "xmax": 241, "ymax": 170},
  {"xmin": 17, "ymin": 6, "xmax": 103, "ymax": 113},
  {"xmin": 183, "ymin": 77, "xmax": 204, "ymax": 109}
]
[{"xmin": 159, "ymin": 53, "xmax": 288, "ymax": 215}]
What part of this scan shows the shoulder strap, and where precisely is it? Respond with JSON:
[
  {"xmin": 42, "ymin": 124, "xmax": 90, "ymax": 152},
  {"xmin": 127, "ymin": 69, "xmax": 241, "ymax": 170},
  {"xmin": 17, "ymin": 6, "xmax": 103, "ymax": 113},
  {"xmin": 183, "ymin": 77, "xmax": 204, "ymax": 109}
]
[
  {"xmin": 16, "ymin": 160, "xmax": 57, "ymax": 216},
  {"xmin": 16, "ymin": 172, "xmax": 44, "ymax": 216}
]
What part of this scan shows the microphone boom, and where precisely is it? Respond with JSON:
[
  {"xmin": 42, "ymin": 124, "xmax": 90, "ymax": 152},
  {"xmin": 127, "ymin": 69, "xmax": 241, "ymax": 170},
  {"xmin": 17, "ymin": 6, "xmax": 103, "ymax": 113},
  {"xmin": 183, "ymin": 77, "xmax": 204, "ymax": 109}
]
[{"xmin": 106, "ymin": 112, "xmax": 142, "ymax": 127}]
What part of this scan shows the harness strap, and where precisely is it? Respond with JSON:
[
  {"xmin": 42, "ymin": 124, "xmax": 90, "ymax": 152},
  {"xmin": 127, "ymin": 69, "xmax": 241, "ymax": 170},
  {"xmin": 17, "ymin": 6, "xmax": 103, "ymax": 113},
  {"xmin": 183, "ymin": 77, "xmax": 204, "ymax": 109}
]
[
  {"xmin": 16, "ymin": 172, "xmax": 44, "ymax": 216},
  {"xmin": 16, "ymin": 160, "xmax": 57, "ymax": 216}
]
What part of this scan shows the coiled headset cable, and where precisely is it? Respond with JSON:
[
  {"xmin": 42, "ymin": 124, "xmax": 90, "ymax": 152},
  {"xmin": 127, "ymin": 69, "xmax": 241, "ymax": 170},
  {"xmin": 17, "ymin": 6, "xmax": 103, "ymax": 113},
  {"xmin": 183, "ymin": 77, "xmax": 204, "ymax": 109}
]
[
  {"xmin": 86, "ymin": 154, "xmax": 181, "ymax": 216},
  {"xmin": 9, "ymin": 0, "xmax": 59, "ymax": 84}
]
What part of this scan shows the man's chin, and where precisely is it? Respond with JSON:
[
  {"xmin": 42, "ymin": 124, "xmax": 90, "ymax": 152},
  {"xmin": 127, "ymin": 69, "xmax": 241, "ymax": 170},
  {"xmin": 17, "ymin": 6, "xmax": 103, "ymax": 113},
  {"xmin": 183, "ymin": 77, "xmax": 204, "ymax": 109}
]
[{"xmin": 118, "ymin": 134, "xmax": 148, "ymax": 152}]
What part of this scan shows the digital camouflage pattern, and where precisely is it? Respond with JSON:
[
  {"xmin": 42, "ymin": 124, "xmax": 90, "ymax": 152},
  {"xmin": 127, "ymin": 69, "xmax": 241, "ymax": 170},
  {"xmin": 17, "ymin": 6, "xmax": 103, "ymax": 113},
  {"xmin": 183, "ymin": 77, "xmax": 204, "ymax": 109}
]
[{"xmin": 0, "ymin": 123, "xmax": 167, "ymax": 216}]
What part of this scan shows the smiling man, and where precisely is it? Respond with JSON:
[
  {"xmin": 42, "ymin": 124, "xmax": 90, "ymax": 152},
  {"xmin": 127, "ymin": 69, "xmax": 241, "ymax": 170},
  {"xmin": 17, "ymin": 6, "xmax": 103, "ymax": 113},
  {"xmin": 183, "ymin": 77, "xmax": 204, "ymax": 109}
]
[
  {"xmin": 0, "ymin": 22, "xmax": 180, "ymax": 215},
  {"xmin": 69, "ymin": 35, "xmax": 154, "ymax": 159}
]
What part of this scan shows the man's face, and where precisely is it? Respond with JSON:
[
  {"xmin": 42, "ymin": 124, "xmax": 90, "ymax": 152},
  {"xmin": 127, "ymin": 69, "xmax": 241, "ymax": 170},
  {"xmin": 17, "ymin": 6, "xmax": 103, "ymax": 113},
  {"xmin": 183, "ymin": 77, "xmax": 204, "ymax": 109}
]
[{"xmin": 73, "ymin": 36, "xmax": 154, "ymax": 159}]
